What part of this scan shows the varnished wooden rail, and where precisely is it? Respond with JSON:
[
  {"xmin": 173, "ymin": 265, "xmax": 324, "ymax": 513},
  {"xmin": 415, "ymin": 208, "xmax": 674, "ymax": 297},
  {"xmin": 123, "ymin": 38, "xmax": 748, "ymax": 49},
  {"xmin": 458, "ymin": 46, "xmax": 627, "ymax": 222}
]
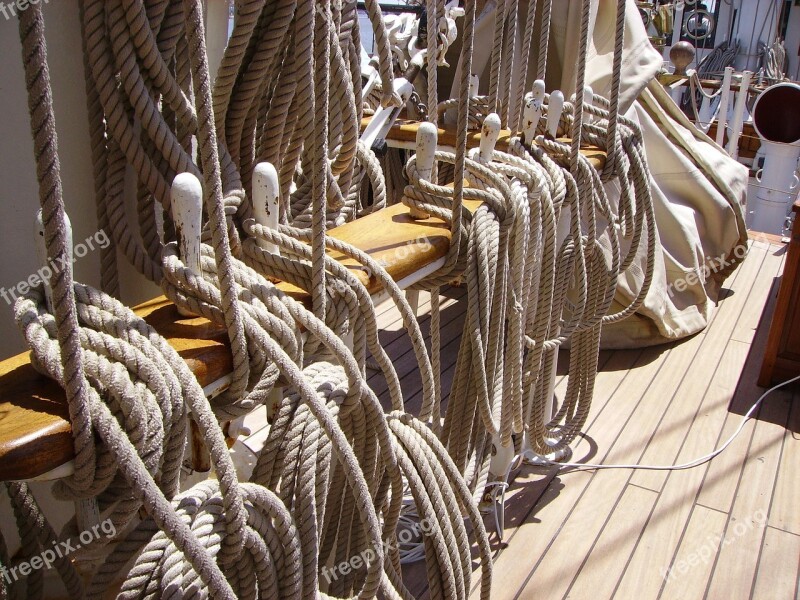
[
  {"xmin": 0, "ymin": 297, "xmax": 231, "ymax": 481},
  {"xmin": 0, "ymin": 122, "xmax": 607, "ymax": 482},
  {"xmin": 360, "ymin": 118, "xmax": 608, "ymax": 171},
  {"xmin": 0, "ymin": 199, "xmax": 482, "ymax": 481}
]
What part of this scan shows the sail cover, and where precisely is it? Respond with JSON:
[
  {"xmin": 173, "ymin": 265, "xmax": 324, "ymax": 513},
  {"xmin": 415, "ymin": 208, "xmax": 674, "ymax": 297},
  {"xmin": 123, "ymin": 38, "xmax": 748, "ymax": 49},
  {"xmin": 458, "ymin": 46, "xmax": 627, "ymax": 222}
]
[
  {"xmin": 449, "ymin": 0, "xmax": 749, "ymax": 347},
  {"xmin": 556, "ymin": 0, "xmax": 749, "ymax": 347}
]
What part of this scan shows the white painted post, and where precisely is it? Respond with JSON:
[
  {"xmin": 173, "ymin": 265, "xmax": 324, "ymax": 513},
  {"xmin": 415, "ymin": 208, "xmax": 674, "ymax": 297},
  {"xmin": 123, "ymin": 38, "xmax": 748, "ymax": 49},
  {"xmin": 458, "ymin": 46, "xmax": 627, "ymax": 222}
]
[
  {"xmin": 478, "ymin": 112, "xmax": 502, "ymax": 164},
  {"xmin": 404, "ymin": 122, "xmax": 440, "ymax": 314},
  {"xmin": 252, "ymin": 162, "xmax": 281, "ymax": 255},
  {"xmin": 523, "ymin": 80, "xmax": 546, "ymax": 144},
  {"xmin": 728, "ymin": 71, "xmax": 753, "ymax": 160},
  {"xmin": 582, "ymin": 85, "xmax": 594, "ymax": 124},
  {"xmin": 411, "ymin": 121, "xmax": 438, "ymax": 221},
  {"xmin": 416, "ymin": 121, "xmax": 438, "ymax": 183},
  {"xmin": 547, "ymin": 90, "xmax": 565, "ymax": 139},
  {"xmin": 715, "ymin": 66, "xmax": 734, "ymax": 147},
  {"xmin": 171, "ymin": 173, "xmax": 204, "ymax": 318}
]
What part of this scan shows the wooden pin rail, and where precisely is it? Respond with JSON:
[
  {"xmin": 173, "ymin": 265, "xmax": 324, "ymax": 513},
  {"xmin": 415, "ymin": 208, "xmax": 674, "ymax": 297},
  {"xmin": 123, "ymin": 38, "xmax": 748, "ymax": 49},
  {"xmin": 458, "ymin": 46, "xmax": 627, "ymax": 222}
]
[
  {"xmin": 0, "ymin": 297, "xmax": 231, "ymax": 481},
  {"xmin": 0, "ymin": 128, "xmax": 607, "ymax": 482},
  {"xmin": 0, "ymin": 199, "xmax": 486, "ymax": 481},
  {"xmin": 361, "ymin": 118, "xmax": 608, "ymax": 172},
  {"xmin": 657, "ymin": 73, "xmax": 769, "ymax": 95}
]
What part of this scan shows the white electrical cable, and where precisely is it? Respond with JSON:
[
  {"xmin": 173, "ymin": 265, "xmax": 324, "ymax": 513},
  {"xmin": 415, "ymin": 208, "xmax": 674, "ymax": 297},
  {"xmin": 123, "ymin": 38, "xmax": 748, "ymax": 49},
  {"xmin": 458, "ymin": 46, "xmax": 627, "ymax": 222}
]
[{"xmin": 546, "ymin": 373, "xmax": 800, "ymax": 472}]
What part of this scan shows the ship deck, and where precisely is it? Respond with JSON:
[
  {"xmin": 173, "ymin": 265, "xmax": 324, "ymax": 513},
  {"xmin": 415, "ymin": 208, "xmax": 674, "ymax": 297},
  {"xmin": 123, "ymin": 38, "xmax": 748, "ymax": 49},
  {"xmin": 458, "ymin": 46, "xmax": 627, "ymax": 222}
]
[{"xmin": 240, "ymin": 234, "xmax": 799, "ymax": 600}]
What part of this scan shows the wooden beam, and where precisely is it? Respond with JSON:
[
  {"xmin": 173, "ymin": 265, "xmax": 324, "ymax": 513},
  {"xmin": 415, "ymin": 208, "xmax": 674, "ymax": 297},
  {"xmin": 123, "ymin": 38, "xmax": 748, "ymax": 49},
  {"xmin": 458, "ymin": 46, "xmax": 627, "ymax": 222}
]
[
  {"xmin": 0, "ymin": 297, "xmax": 231, "ymax": 481},
  {"xmin": 0, "ymin": 198, "xmax": 485, "ymax": 481},
  {"xmin": 361, "ymin": 118, "xmax": 608, "ymax": 171}
]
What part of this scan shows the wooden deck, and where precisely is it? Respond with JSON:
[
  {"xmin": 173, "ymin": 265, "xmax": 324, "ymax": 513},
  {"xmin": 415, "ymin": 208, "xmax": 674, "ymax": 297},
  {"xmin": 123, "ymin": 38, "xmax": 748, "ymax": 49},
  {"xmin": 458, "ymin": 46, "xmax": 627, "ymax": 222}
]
[
  {"xmin": 472, "ymin": 237, "xmax": 799, "ymax": 600},
  {"xmin": 232, "ymin": 235, "xmax": 799, "ymax": 599},
  {"xmin": 242, "ymin": 235, "xmax": 798, "ymax": 600}
]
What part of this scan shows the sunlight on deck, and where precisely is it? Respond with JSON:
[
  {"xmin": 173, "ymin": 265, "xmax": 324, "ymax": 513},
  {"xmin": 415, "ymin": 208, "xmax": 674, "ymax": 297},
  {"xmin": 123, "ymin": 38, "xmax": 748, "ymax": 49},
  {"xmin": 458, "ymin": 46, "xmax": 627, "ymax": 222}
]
[{"xmin": 241, "ymin": 236, "xmax": 799, "ymax": 600}]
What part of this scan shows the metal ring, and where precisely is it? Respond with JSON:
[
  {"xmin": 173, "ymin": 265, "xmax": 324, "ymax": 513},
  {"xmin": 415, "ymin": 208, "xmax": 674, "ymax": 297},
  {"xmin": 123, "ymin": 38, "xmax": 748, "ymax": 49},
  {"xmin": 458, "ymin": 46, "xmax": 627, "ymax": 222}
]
[{"xmin": 684, "ymin": 8, "xmax": 715, "ymax": 41}]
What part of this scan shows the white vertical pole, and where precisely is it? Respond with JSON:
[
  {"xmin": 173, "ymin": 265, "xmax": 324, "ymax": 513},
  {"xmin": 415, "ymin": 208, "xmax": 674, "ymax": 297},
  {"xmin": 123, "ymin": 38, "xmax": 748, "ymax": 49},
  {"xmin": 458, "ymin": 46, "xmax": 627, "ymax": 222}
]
[
  {"xmin": 252, "ymin": 162, "xmax": 281, "ymax": 255},
  {"xmin": 716, "ymin": 66, "xmax": 734, "ymax": 147},
  {"xmin": 469, "ymin": 73, "xmax": 480, "ymax": 97},
  {"xmin": 672, "ymin": 3, "xmax": 685, "ymax": 49},
  {"xmin": 582, "ymin": 85, "xmax": 594, "ymax": 124},
  {"xmin": 205, "ymin": 0, "xmax": 230, "ymax": 84},
  {"xmin": 728, "ymin": 70, "xmax": 753, "ymax": 160}
]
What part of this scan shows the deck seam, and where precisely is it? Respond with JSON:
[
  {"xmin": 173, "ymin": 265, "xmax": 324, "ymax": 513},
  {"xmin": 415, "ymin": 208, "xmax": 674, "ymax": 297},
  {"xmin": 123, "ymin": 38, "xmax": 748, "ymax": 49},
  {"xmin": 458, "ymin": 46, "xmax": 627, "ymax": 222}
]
[
  {"xmin": 509, "ymin": 347, "xmax": 672, "ymax": 598},
  {"xmin": 607, "ymin": 485, "xmax": 664, "ymax": 600},
  {"xmin": 649, "ymin": 250, "xmax": 776, "ymax": 599},
  {"xmin": 748, "ymin": 391, "xmax": 797, "ymax": 600}
]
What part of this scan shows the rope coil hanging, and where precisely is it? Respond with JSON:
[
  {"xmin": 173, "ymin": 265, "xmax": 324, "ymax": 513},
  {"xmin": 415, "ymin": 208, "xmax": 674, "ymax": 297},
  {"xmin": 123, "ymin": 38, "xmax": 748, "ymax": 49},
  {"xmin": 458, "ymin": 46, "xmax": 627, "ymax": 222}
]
[
  {"xmin": 4, "ymin": 1, "xmax": 495, "ymax": 599},
  {"xmin": 1, "ymin": 0, "xmax": 664, "ymax": 596}
]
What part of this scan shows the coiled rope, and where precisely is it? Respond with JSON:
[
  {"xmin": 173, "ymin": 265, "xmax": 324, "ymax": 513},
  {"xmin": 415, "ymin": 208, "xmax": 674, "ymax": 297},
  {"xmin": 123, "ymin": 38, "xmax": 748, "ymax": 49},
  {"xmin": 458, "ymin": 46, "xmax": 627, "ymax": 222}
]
[{"xmin": 4, "ymin": 1, "xmax": 494, "ymax": 599}]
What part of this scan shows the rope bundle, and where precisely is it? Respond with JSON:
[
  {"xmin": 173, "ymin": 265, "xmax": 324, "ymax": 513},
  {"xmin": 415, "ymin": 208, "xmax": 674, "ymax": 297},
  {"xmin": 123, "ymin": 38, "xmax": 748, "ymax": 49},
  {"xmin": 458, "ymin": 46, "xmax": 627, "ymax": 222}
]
[
  {"xmin": 2, "ymin": 0, "xmax": 663, "ymax": 596},
  {"xmin": 5, "ymin": 0, "xmax": 493, "ymax": 598},
  {"xmin": 393, "ymin": 0, "xmax": 658, "ymax": 507}
]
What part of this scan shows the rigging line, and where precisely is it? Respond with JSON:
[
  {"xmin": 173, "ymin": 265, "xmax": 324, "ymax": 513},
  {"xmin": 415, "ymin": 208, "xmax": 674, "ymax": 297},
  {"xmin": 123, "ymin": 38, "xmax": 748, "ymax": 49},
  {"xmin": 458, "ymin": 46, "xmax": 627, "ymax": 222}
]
[{"xmin": 551, "ymin": 374, "xmax": 800, "ymax": 473}]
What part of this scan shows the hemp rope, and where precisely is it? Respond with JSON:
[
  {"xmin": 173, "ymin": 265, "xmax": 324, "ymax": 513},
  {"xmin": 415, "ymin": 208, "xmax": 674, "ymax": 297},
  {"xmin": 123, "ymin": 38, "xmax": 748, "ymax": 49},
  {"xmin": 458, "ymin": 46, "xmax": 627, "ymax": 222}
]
[
  {"xmin": 4, "ymin": 0, "xmax": 663, "ymax": 595},
  {"xmin": 6, "ymin": 3, "xmax": 494, "ymax": 599}
]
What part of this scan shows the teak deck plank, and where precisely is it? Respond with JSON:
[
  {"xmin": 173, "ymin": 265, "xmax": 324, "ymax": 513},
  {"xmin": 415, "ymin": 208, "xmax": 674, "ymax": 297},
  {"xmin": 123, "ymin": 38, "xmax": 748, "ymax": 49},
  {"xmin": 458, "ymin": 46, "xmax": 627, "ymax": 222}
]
[
  {"xmin": 614, "ymin": 342, "xmax": 753, "ymax": 600},
  {"xmin": 704, "ymin": 360, "xmax": 791, "ymax": 599},
  {"xmin": 629, "ymin": 242, "xmax": 772, "ymax": 492},
  {"xmin": 562, "ymin": 484, "xmax": 659, "ymax": 600},
  {"xmin": 751, "ymin": 526, "xmax": 800, "ymax": 600},
  {"xmin": 693, "ymin": 246, "xmax": 785, "ymax": 512},
  {"xmin": 368, "ymin": 293, "xmax": 467, "ymax": 412},
  {"xmin": 659, "ymin": 504, "xmax": 729, "ymax": 600},
  {"xmin": 469, "ymin": 344, "xmax": 667, "ymax": 599},
  {"xmin": 508, "ymin": 345, "xmax": 678, "ymax": 599},
  {"xmin": 614, "ymin": 245, "xmax": 781, "ymax": 599},
  {"xmin": 730, "ymin": 243, "xmax": 786, "ymax": 345},
  {"xmin": 768, "ymin": 392, "xmax": 800, "ymax": 536}
]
